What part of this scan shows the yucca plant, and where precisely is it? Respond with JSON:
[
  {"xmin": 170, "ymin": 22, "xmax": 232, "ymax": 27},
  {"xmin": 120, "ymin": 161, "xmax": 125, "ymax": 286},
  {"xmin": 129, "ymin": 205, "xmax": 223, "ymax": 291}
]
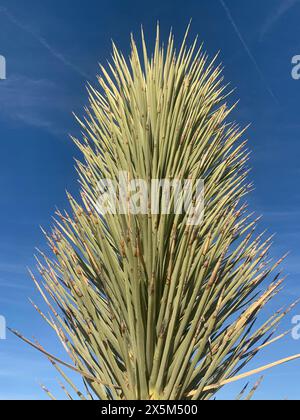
[{"xmin": 13, "ymin": 26, "xmax": 300, "ymax": 400}]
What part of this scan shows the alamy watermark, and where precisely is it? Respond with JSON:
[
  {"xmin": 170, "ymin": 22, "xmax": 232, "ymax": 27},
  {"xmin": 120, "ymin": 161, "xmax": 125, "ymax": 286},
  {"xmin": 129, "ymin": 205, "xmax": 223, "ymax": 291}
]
[
  {"xmin": 0, "ymin": 315, "xmax": 6, "ymax": 340},
  {"xmin": 96, "ymin": 171, "xmax": 205, "ymax": 226},
  {"xmin": 292, "ymin": 316, "xmax": 300, "ymax": 340},
  {"xmin": 0, "ymin": 55, "xmax": 6, "ymax": 80},
  {"xmin": 292, "ymin": 56, "xmax": 300, "ymax": 80}
]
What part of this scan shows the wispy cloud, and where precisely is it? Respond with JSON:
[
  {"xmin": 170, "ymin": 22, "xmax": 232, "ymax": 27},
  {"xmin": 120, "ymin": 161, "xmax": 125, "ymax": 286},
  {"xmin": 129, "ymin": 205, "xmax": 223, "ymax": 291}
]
[
  {"xmin": 0, "ymin": 6, "xmax": 91, "ymax": 81},
  {"xmin": 219, "ymin": 0, "xmax": 279, "ymax": 105},
  {"xmin": 0, "ymin": 263, "xmax": 26, "ymax": 275},
  {"xmin": 260, "ymin": 0, "xmax": 300, "ymax": 40},
  {"xmin": 263, "ymin": 210, "xmax": 300, "ymax": 219},
  {"xmin": 0, "ymin": 281, "xmax": 31, "ymax": 291},
  {"xmin": 0, "ymin": 75, "xmax": 73, "ymax": 133},
  {"xmin": 0, "ymin": 297, "xmax": 28, "ymax": 305},
  {"xmin": 0, "ymin": 262, "xmax": 31, "ymax": 291}
]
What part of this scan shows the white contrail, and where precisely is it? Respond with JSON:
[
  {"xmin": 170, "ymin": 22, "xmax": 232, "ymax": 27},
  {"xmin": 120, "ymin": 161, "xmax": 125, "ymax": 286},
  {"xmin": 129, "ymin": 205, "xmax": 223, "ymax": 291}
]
[
  {"xmin": 261, "ymin": 0, "xmax": 299, "ymax": 39},
  {"xmin": 0, "ymin": 6, "xmax": 91, "ymax": 81},
  {"xmin": 219, "ymin": 0, "xmax": 279, "ymax": 105}
]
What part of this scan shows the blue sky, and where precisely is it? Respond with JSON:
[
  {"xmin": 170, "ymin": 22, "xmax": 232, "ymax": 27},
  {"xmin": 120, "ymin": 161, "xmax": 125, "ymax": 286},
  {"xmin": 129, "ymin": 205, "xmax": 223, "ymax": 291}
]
[{"xmin": 0, "ymin": 0, "xmax": 300, "ymax": 400}]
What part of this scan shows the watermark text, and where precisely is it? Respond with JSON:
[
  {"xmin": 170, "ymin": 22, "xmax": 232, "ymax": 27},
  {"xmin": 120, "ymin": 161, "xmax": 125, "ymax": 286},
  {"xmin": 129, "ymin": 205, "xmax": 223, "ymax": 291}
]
[
  {"xmin": 96, "ymin": 172, "xmax": 205, "ymax": 226},
  {"xmin": 0, "ymin": 55, "xmax": 6, "ymax": 80},
  {"xmin": 0, "ymin": 315, "xmax": 6, "ymax": 340}
]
